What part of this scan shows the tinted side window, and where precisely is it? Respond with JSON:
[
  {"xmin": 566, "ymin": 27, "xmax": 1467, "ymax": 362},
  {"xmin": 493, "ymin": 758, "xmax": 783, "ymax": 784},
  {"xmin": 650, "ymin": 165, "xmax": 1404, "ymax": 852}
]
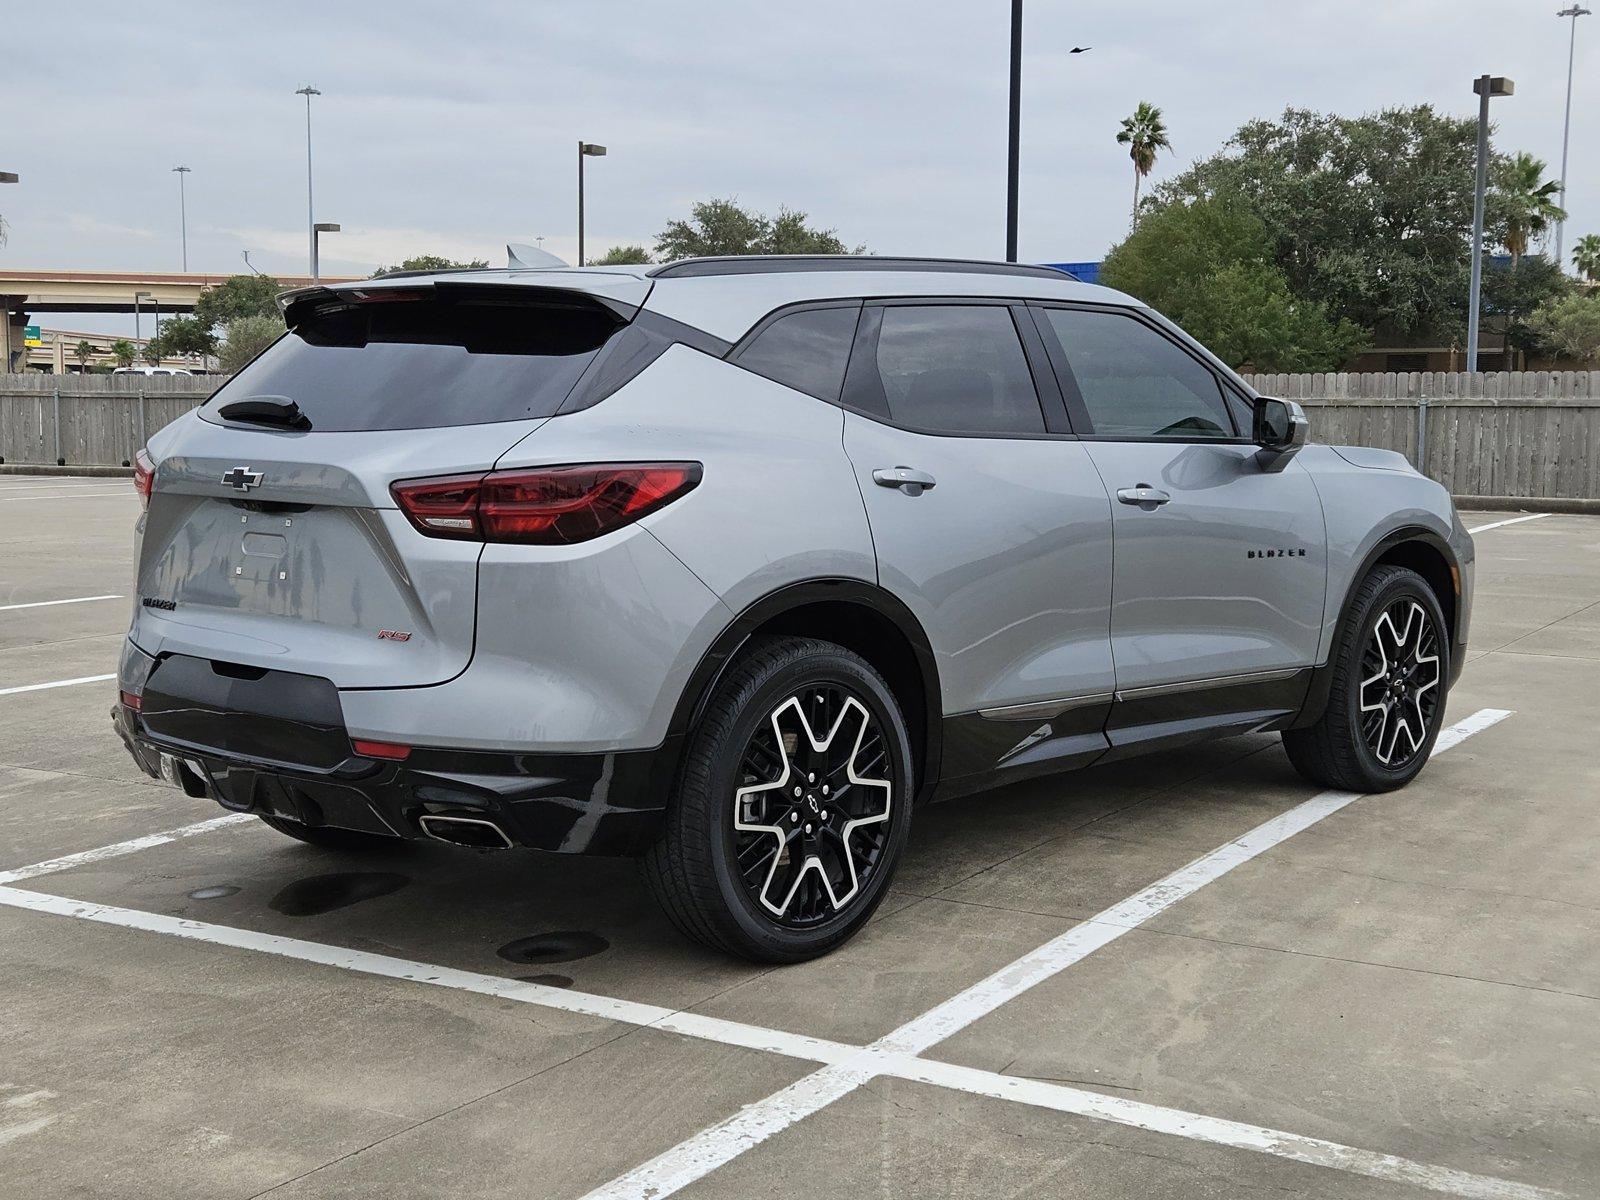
[
  {"xmin": 733, "ymin": 306, "xmax": 859, "ymax": 401},
  {"xmin": 871, "ymin": 306, "xmax": 1044, "ymax": 435},
  {"xmin": 1042, "ymin": 308, "xmax": 1235, "ymax": 439}
]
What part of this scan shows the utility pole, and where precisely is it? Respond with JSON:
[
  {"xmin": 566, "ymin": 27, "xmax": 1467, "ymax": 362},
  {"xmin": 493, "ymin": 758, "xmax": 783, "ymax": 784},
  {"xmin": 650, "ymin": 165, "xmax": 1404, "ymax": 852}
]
[
  {"xmin": 296, "ymin": 86, "xmax": 321, "ymax": 279},
  {"xmin": 172, "ymin": 166, "xmax": 191, "ymax": 271},
  {"xmin": 1555, "ymin": 6, "xmax": 1591, "ymax": 270},
  {"xmin": 1005, "ymin": 0, "xmax": 1023, "ymax": 262}
]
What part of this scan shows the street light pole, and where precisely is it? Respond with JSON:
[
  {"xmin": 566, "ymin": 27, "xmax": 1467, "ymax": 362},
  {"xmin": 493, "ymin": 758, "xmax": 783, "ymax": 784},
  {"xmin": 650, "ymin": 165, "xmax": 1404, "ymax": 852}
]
[
  {"xmin": 313, "ymin": 223, "xmax": 340, "ymax": 277},
  {"xmin": 1005, "ymin": 0, "xmax": 1023, "ymax": 262},
  {"xmin": 1467, "ymin": 75, "xmax": 1514, "ymax": 373},
  {"xmin": 295, "ymin": 85, "xmax": 321, "ymax": 279},
  {"xmin": 133, "ymin": 291, "xmax": 152, "ymax": 348},
  {"xmin": 1555, "ymin": 6, "xmax": 1591, "ymax": 270},
  {"xmin": 172, "ymin": 166, "xmax": 191, "ymax": 271},
  {"xmin": 577, "ymin": 142, "xmax": 606, "ymax": 267}
]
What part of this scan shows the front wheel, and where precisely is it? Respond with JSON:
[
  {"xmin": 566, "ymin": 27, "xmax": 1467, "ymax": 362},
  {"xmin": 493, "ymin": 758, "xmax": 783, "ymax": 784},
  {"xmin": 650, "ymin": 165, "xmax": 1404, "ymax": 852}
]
[
  {"xmin": 643, "ymin": 636, "xmax": 915, "ymax": 963},
  {"xmin": 1283, "ymin": 564, "xmax": 1449, "ymax": 792}
]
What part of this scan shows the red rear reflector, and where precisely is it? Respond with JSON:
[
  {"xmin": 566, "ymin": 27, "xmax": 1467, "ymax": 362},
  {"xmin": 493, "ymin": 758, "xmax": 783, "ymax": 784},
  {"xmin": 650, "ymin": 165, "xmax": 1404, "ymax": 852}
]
[
  {"xmin": 392, "ymin": 463, "xmax": 702, "ymax": 545},
  {"xmin": 120, "ymin": 691, "xmax": 142, "ymax": 711},
  {"xmin": 352, "ymin": 739, "xmax": 411, "ymax": 761},
  {"xmin": 133, "ymin": 449, "xmax": 155, "ymax": 508}
]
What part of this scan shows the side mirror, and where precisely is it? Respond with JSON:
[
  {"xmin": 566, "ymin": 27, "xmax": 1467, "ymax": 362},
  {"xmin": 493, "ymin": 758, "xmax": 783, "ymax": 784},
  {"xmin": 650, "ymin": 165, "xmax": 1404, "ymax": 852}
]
[{"xmin": 1252, "ymin": 396, "xmax": 1309, "ymax": 461}]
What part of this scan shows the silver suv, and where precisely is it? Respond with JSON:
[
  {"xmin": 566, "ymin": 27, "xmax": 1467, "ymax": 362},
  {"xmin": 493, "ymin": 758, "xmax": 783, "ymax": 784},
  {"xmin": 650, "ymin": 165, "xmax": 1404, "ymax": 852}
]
[{"xmin": 115, "ymin": 256, "xmax": 1474, "ymax": 961}]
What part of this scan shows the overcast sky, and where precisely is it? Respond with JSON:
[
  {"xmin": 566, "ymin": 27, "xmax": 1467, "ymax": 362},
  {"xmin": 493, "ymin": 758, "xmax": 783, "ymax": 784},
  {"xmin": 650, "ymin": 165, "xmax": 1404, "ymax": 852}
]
[{"xmin": 5, "ymin": 0, "xmax": 1594, "ymax": 335}]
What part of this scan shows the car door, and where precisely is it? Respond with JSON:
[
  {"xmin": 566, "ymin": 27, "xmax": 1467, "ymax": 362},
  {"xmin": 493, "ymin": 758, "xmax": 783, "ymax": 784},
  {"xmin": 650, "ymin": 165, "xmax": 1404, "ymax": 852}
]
[
  {"xmin": 1030, "ymin": 303, "xmax": 1328, "ymax": 754},
  {"xmin": 839, "ymin": 300, "xmax": 1116, "ymax": 793}
]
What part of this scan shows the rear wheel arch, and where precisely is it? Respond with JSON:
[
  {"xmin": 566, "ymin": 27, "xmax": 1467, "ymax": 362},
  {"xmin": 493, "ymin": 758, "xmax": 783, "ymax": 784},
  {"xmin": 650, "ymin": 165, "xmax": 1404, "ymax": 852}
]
[{"xmin": 667, "ymin": 580, "xmax": 942, "ymax": 804}]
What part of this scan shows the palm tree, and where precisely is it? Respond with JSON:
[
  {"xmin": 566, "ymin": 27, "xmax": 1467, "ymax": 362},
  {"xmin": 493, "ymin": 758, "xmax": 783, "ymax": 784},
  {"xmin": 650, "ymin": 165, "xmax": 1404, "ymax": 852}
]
[
  {"xmin": 1574, "ymin": 233, "xmax": 1600, "ymax": 283},
  {"xmin": 74, "ymin": 340, "xmax": 95, "ymax": 373},
  {"xmin": 1493, "ymin": 152, "xmax": 1566, "ymax": 268},
  {"xmin": 1116, "ymin": 102, "xmax": 1172, "ymax": 229},
  {"xmin": 110, "ymin": 339, "xmax": 136, "ymax": 369}
]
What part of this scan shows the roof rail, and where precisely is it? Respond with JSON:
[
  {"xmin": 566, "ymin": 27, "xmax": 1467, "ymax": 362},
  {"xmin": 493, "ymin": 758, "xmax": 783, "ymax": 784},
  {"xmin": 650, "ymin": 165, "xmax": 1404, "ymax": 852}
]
[{"xmin": 646, "ymin": 255, "xmax": 1072, "ymax": 280}]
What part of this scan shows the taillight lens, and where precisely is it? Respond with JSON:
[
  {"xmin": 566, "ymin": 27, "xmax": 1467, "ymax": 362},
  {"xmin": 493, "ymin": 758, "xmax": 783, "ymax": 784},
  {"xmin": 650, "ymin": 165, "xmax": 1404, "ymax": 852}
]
[
  {"xmin": 392, "ymin": 463, "xmax": 702, "ymax": 545},
  {"xmin": 133, "ymin": 449, "xmax": 155, "ymax": 508}
]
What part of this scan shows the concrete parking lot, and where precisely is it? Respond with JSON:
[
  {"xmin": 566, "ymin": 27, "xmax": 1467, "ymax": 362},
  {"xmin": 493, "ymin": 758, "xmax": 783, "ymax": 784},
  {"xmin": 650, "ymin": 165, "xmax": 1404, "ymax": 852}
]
[{"xmin": 2, "ymin": 474, "xmax": 1596, "ymax": 1199}]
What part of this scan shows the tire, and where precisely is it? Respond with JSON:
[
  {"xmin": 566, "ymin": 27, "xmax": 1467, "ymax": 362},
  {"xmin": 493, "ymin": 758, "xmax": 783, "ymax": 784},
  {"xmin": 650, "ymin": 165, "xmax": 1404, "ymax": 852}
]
[
  {"xmin": 257, "ymin": 813, "xmax": 402, "ymax": 852},
  {"xmin": 642, "ymin": 635, "xmax": 915, "ymax": 963},
  {"xmin": 1283, "ymin": 565, "xmax": 1450, "ymax": 793}
]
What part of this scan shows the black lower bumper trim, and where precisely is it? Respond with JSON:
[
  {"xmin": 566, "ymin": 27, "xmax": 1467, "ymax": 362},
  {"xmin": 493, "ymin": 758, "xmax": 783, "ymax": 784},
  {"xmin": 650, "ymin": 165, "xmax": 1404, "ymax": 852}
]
[{"xmin": 112, "ymin": 699, "xmax": 675, "ymax": 857}]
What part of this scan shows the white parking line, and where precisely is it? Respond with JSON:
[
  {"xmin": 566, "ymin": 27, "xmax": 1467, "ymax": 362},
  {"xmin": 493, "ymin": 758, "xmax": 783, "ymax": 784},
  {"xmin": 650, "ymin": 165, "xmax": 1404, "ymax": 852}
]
[
  {"xmin": 0, "ymin": 814, "xmax": 254, "ymax": 886},
  {"xmin": 581, "ymin": 708, "xmax": 1517, "ymax": 1200},
  {"xmin": 0, "ymin": 491, "xmax": 130, "ymax": 502},
  {"xmin": 1468, "ymin": 513, "xmax": 1551, "ymax": 534},
  {"xmin": 0, "ymin": 674, "xmax": 116, "ymax": 697},
  {"xmin": 0, "ymin": 595, "xmax": 123, "ymax": 613},
  {"xmin": 0, "ymin": 708, "xmax": 1540, "ymax": 1199}
]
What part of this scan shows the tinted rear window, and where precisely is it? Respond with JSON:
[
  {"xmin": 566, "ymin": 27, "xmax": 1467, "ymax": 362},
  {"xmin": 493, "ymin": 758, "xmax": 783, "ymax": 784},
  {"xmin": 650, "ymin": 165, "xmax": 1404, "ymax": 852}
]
[{"xmin": 203, "ymin": 293, "xmax": 622, "ymax": 432}]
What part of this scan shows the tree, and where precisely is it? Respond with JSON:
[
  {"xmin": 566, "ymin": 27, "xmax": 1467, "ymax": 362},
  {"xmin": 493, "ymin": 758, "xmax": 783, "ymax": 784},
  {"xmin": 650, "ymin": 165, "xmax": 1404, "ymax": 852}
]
[
  {"xmin": 1480, "ymin": 254, "xmax": 1571, "ymax": 367},
  {"xmin": 73, "ymin": 340, "xmax": 94, "ymax": 372},
  {"xmin": 219, "ymin": 315, "xmax": 282, "ymax": 374},
  {"xmin": 1489, "ymin": 152, "xmax": 1566, "ymax": 268},
  {"xmin": 1528, "ymin": 291, "xmax": 1600, "ymax": 363},
  {"xmin": 372, "ymin": 254, "xmax": 489, "ymax": 277},
  {"xmin": 591, "ymin": 244, "xmax": 654, "ymax": 265},
  {"xmin": 141, "ymin": 338, "xmax": 162, "ymax": 366},
  {"xmin": 109, "ymin": 340, "xmax": 137, "ymax": 368},
  {"xmin": 1572, "ymin": 233, "xmax": 1600, "ymax": 282},
  {"xmin": 655, "ymin": 198, "xmax": 863, "ymax": 261},
  {"xmin": 195, "ymin": 274, "xmax": 282, "ymax": 331},
  {"xmin": 1116, "ymin": 102, "xmax": 1172, "ymax": 229},
  {"xmin": 1150, "ymin": 106, "xmax": 1482, "ymax": 344},
  {"xmin": 152, "ymin": 315, "xmax": 217, "ymax": 362},
  {"xmin": 1100, "ymin": 193, "xmax": 1366, "ymax": 371}
]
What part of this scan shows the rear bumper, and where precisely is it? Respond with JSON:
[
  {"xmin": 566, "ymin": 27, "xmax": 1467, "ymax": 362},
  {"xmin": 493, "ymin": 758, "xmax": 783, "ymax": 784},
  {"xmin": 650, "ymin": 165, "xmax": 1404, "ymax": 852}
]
[{"xmin": 113, "ymin": 648, "xmax": 674, "ymax": 856}]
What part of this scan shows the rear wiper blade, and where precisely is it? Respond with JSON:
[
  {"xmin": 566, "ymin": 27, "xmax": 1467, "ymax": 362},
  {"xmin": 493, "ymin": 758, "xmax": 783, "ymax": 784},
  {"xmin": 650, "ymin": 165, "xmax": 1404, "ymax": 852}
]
[{"xmin": 217, "ymin": 395, "xmax": 312, "ymax": 430}]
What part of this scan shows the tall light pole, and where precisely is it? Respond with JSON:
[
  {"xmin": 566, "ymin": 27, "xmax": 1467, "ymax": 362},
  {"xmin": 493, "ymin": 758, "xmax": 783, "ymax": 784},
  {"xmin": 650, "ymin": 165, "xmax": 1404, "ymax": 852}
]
[
  {"xmin": 577, "ymin": 142, "xmax": 606, "ymax": 267},
  {"xmin": 295, "ymin": 85, "xmax": 321, "ymax": 279},
  {"xmin": 1555, "ymin": 6, "xmax": 1591, "ymax": 270},
  {"xmin": 172, "ymin": 166, "xmax": 191, "ymax": 271},
  {"xmin": 313, "ymin": 222, "xmax": 340, "ymax": 278},
  {"xmin": 1005, "ymin": 0, "xmax": 1023, "ymax": 262},
  {"xmin": 1467, "ymin": 75, "xmax": 1514, "ymax": 373}
]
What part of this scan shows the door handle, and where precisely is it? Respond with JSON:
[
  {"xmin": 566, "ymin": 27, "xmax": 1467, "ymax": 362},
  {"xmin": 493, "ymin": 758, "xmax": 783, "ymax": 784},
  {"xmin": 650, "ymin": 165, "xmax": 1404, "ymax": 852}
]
[
  {"xmin": 873, "ymin": 467, "xmax": 937, "ymax": 496},
  {"xmin": 1116, "ymin": 484, "xmax": 1171, "ymax": 507}
]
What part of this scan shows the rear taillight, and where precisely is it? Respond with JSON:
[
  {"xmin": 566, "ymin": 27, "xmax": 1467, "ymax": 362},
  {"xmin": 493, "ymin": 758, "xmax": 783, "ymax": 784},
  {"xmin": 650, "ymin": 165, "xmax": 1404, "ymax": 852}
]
[
  {"xmin": 391, "ymin": 463, "xmax": 702, "ymax": 545},
  {"xmin": 133, "ymin": 449, "xmax": 155, "ymax": 508}
]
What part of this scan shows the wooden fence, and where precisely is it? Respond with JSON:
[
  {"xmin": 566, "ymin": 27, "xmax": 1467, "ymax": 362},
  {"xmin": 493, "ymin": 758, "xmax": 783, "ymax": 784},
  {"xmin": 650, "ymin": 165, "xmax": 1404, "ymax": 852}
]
[
  {"xmin": 1241, "ymin": 371, "xmax": 1600, "ymax": 501},
  {"xmin": 3, "ymin": 370, "xmax": 1599, "ymax": 500},
  {"xmin": 0, "ymin": 374, "xmax": 216, "ymax": 468}
]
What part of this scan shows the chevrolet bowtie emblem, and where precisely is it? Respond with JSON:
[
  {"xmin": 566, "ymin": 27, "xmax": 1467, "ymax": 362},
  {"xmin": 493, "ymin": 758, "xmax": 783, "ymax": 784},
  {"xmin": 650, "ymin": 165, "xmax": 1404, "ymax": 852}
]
[{"xmin": 221, "ymin": 466, "xmax": 264, "ymax": 492}]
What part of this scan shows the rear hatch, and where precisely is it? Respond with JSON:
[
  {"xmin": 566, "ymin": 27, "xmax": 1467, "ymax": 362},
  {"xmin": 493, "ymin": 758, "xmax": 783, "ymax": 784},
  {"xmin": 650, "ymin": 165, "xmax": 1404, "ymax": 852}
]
[{"xmin": 133, "ymin": 277, "xmax": 646, "ymax": 688}]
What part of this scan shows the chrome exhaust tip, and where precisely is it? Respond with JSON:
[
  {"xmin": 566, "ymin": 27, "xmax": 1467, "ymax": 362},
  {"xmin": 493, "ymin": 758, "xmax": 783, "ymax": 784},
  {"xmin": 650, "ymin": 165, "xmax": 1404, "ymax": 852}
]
[{"xmin": 417, "ymin": 812, "xmax": 515, "ymax": 850}]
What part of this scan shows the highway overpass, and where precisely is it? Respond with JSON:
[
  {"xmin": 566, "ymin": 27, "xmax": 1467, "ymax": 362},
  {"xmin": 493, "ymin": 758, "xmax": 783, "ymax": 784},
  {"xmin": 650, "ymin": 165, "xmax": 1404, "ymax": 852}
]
[{"xmin": 2, "ymin": 268, "xmax": 361, "ymax": 372}]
